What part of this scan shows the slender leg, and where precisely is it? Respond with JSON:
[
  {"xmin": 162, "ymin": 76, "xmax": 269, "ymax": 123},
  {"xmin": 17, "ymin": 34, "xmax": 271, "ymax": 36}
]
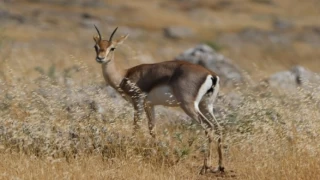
[
  {"xmin": 132, "ymin": 98, "xmax": 144, "ymax": 134},
  {"xmin": 209, "ymin": 108, "xmax": 224, "ymax": 172},
  {"xmin": 179, "ymin": 103, "xmax": 215, "ymax": 175},
  {"xmin": 201, "ymin": 127, "xmax": 215, "ymax": 174},
  {"xmin": 144, "ymin": 103, "xmax": 156, "ymax": 138},
  {"xmin": 199, "ymin": 101, "xmax": 224, "ymax": 173}
]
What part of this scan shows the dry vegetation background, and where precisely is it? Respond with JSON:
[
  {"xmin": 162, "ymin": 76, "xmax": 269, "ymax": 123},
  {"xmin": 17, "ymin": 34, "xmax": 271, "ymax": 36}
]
[{"xmin": 0, "ymin": 0, "xmax": 320, "ymax": 179}]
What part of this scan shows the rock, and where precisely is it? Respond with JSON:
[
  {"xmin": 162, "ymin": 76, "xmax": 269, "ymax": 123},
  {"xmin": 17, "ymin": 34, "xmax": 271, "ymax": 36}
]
[
  {"xmin": 268, "ymin": 70, "xmax": 298, "ymax": 89},
  {"xmin": 22, "ymin": 0, "xmax": 106, "ymax": 7},
  {"xmin": 272, "ymin": 18, "xmax": 294, "ymax": 31},
  {"xmin": 251, "ymin": 0, "xmax": 274, "ymax": 5},
  {"xmin": 163, "ymin": 26, "xmax": 194, "ymax": 39},
  {"xmin": 80, "ymin": 18, "xmax": 100, "ymax": 28},
  {"xmin": 296, "ymin": 26, "xmax": 320, "ymax": 46},
  {"xmin": 239, "ymin": 28, "xmax": 267, "ymax": 43},
  {"xmin": 216, "ymin": 27, "xmax": 292, "ymax": 48},
  {"xmin": 80, "ymin": 12, "xmax": 100, "ymax": 28},
  {"xmin": 104, "ymin": 16, "xmax": 116, "ymax": 24},
  {"xmin": 267, "ymin": 66, "xmax": 320, "ymax": 90},
  {"xmin": 81, "ymin": 0, "xmax": 106, "ymax": 7},
  {"xmin": 81, "ymin": 12, "xmax": 94, "ymax": 19},
  {"xmin": 0, "ymin": 9, "xmax": 25, "ymax": 24},
  {"xmin": 291, "ymin": 66, "xmax": 320, "ymax": 87},
  {"xmin": 175, "ymin": 44, "xmax": 245, "ymax": 87},
  {"xmin": 211, "ymin": 0, "xmax": 233, "ymax": 10},
  {"xmin": 188, "ymin": 8, "xmax": 221, "ymax": 24},
  {"xmin": 312, "ymin": 26, "xmax": 320, "ymax": 34},
  {"xmin": 116, "ymin": 26, "xmax": 145, "ymax": 39},
  {"xmin": 239, "ymin": 27, "xmax": 291, "ymax": 44},
  {"xmin": 0, "ymin": 9, "xmax": 9, "ymax": 18}
]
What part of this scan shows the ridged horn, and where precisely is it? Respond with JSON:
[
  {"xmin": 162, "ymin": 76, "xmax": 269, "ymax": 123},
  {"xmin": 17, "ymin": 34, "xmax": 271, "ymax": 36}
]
[
  {"xmin": 109, "ymin": 27, "xmax": 118, "ymax": 42},
  {"xmin": 94, "ymin": 25, "xmax": 102, "ymax": 41}
]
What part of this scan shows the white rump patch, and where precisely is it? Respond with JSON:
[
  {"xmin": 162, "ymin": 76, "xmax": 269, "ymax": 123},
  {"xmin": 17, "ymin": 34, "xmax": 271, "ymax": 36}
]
[{"xmin": 194, "ymin": 75, "xmax": 214, "ymax": 112}]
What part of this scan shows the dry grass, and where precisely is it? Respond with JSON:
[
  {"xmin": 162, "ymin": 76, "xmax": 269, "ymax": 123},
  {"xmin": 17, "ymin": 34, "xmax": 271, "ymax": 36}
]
[
  {"xmin": 1, "ymin": 0, "xmax": 320, "ymax": 179},
  {"xmin": 0, "ymin": 48, "xmax": 320, "ymax": 179}
]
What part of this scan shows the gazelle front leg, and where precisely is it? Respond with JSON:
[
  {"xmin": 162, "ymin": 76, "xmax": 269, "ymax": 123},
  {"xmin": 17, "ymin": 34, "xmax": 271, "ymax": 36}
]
[
  {"xmin": 132, "ymin": 98, "xmax": 144, "ymax": 134},
  {"xmin": 144, "ymin": 103, "xmax": 156, "ymax": 138}
]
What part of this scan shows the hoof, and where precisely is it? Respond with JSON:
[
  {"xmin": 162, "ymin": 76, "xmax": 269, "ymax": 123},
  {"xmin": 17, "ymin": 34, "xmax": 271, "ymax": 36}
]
[
  {"xmin": 150, "ymin": 133, "xmax": 156, "ymax": 139},
  {"xmin": 210, "ymin": 166, "xmax": 225, "ymax": 173},
  {"xmin": 200, "ymin": 165, "xmax": 225, "ymax": 175},
  {"xmin": 199, "ymin": 165, "xmax": 208, "ymax": 175}
]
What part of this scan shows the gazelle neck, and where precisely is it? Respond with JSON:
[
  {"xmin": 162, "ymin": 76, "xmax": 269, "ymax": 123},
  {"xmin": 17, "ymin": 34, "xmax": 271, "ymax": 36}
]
[{"xmin": 101, "ymin": 58, "xmax": 126, "ymax": 90}]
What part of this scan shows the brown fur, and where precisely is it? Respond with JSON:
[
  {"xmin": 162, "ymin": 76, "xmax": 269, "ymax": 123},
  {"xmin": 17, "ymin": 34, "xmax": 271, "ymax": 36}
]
[{"xmin": 120, "ymin": 60, "xmax": 217, "ymax": 103}]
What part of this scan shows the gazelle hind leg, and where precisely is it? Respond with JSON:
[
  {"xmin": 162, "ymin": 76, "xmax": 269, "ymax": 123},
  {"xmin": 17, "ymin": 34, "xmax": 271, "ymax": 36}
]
[
  {"xmin": 179, "ymin": 102, "xmax": 215, "ymax": 174},
  {"xmin": 208, "ymin": 105, "xmax": 224, "ymax": 172},
  {"xmin": 199, "ymin": 100, "xmax": 224, "ymax": 173}
]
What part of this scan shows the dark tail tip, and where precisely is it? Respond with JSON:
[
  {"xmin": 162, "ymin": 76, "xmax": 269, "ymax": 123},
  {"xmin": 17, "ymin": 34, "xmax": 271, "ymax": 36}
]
[{"xmin": 211, "ymin": 76, "xmax": 218, "ymax": 86}]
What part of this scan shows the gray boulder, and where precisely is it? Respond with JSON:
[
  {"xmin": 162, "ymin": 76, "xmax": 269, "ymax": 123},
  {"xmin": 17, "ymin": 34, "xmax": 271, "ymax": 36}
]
[
  {"xmin": 175, "ymin": 44, "xmax": 245, "ymax": 87},
  {"xmin": 296, "ymin": 26, "xmax": 320, "ymax": 46},
  {"xmin": 216, "ymin": 27, "xmax": 293, "ymax": 48},
  {"xmin": 239, "ymin": 27, "xmax": 292, "ymax": 45},
  {"xmin": 163, "ymin": 26, "xmax": 194, "ymax": 39},
  {"xmin": 272, "ymin": 18, "xmax": 294, "ymax": 31},
  {"xmin": 268, "ymin": 65, "xmax": 320, "ymax": 90}
]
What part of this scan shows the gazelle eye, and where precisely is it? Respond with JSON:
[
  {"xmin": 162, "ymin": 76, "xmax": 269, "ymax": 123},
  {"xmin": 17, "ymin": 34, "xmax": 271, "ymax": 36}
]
[
  {"xmin": 94, "ymin": 45, "xmax": 98, "ymax": 51},
  {"xmin": 110, "ymin": 48, "xmax": 116, "ymax": 51}
]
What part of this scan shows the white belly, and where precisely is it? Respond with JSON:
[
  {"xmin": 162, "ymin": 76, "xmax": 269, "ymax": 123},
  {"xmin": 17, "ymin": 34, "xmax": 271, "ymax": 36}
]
[{"xmin": 146, "ymin": 85, "xmax": 180, "ymax": 106}]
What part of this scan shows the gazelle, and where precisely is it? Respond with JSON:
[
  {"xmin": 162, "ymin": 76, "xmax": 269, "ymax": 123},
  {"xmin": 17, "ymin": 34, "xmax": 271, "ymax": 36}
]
[{"xmin": 93, "ymin": 25, "xmax": 224, "ymax": 174}]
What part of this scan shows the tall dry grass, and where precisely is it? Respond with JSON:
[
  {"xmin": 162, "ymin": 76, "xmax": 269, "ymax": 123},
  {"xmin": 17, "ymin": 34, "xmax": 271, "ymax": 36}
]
[{"xmin": 0, "ymin": 38, "xmax": 320, "ymax": 180}]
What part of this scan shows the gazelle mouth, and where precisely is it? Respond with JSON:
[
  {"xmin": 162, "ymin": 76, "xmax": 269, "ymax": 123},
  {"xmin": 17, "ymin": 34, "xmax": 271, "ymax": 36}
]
[
  {"xmin": 96, "ymin": 59, "xmax": 104, "ymax": 63},
  {"xmin": 96, "ymin": 59, "xmax": 111, "ymax": 64}
]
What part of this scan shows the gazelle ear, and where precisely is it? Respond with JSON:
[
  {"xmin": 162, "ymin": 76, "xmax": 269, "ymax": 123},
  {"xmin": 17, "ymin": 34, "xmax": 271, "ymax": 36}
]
[
  {"xmin": 93, "ymin": 35, "xmax": 100, "ymax": 43},
  {"xmin": 115, "ymin": 34, "xmax": 129, "ymax": 45}
]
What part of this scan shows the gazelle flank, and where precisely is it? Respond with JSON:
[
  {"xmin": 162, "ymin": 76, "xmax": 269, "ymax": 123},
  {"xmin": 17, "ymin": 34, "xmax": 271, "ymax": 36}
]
[{"xmin": 93, "ymin": 25, "xmax": 224, "ymax": 174}]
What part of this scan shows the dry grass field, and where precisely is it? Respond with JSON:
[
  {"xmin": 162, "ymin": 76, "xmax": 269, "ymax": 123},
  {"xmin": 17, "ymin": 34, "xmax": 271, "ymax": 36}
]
[{"xmin": 1, "ymin": 0, "xmax": 320, "ymax": 179}]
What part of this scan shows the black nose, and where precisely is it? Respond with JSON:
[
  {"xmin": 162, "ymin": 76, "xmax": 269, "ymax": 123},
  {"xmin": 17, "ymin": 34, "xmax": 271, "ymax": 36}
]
[{"xmin": 96, "ymin": 57, "xmax": 104, "ymax": 61}]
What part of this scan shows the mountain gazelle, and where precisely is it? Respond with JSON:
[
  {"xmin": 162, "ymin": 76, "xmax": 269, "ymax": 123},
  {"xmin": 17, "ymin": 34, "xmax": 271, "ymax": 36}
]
[{"xmin": 93, "ymin": 25, "xmax": 224, "ymax": 174}]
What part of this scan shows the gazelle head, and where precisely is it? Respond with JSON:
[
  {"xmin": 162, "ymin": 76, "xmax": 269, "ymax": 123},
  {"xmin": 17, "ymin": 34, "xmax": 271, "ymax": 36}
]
[{"xmin": 93, "ymin": 25, "xmax": 128, "ymax": 64}]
